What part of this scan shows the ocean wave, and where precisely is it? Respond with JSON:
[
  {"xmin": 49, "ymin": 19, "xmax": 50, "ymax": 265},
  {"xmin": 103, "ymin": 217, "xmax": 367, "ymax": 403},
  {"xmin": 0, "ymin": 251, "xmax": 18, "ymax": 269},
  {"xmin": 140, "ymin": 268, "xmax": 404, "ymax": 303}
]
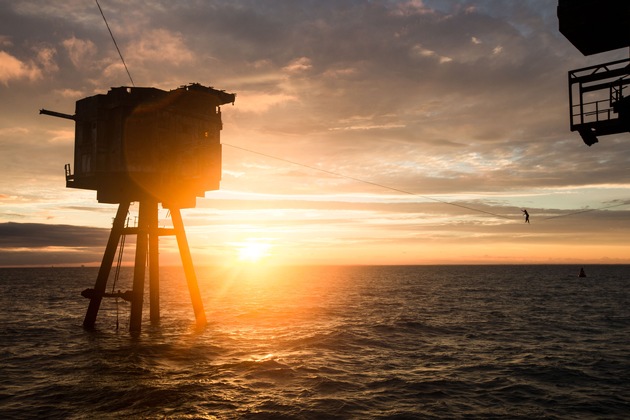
[{"xmin": 1, "ymin": 265, "xmax": 630, "ymax": 418}]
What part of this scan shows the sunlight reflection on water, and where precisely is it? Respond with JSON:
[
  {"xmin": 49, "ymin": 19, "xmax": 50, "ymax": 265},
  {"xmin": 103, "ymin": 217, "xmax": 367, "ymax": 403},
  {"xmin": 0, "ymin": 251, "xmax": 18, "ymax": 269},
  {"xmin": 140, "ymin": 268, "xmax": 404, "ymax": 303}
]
[{"xmin": 1, "ymin": 265, "xmax": 629, "ymax": 418}]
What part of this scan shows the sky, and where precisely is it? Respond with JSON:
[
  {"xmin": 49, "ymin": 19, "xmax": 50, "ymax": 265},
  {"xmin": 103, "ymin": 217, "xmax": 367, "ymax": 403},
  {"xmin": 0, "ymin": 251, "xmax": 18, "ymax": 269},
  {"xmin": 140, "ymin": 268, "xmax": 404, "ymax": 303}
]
[{"xmin": 0, "ymin": 0, "xmax": 629, "ymax": 267}]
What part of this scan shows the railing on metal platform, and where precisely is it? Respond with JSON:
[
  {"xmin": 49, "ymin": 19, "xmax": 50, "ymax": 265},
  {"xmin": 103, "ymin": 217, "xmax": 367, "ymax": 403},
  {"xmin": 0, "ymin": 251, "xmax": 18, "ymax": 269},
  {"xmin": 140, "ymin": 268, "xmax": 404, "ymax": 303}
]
[
  {"xmin": 568, "ymin": 57, "xmax": 630, "ymax": 131},
  {"xmin": 568, "ymin": 57, "xmax": 630, "ymax": 145}
]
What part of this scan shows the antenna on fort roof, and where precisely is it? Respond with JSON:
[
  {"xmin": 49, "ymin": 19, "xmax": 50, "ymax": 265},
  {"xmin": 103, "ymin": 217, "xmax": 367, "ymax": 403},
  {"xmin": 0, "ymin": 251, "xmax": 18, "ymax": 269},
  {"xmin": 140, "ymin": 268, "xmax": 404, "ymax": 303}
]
[{"xmin": 95, "ymin": 0, "xmax": 135, "ymax": 86}]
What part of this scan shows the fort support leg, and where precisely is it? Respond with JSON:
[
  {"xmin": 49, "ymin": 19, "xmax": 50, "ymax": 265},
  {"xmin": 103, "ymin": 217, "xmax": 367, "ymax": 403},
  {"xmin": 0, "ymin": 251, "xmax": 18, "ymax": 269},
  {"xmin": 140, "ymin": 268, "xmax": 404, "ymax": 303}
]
[
  {"xmin": 148, "ymin": 201, "xmax": 160, "ymax": 323},
  {"xmin": 171, "ymin": 208, "xmax": 207, "ymax": 326},
  {"xmin": 129, "ymin": 200, "xmax": 150, "ymax": 333},
  {"xmin": 83, "ymin": 201, "xmax": 130, "ymax": 329}
]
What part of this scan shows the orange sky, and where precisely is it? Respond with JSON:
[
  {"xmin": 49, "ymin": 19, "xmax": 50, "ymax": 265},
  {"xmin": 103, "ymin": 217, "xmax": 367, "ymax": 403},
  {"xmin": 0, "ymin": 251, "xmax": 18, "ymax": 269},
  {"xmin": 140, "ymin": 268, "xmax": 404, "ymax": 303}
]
[{"xmin": 0, "ymin": 1, "xmax": 629, "ymax": 266}]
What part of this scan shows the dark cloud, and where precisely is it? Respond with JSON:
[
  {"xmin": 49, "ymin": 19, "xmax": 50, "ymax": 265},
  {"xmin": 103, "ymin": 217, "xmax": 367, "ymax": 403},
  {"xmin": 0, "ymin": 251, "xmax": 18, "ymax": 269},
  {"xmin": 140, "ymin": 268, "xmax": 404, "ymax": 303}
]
[
  {"xmin": 0, "ymin": 222, "xmax": 109, "ymax": 248},
  {"xmin": 0, "ymin": 249, "xmax": 104, "ymax": 267},
  {"xmin": 0, "ymin": 222, "xmax": 115, "ymax": 266}
]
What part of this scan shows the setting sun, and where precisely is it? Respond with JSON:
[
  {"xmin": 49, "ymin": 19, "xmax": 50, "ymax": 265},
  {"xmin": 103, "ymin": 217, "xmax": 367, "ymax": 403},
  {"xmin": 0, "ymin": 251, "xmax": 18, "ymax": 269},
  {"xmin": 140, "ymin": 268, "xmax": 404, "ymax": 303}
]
[{"xmin": 236, "ymin": 240, "xmax": 272, "ymax": 262}]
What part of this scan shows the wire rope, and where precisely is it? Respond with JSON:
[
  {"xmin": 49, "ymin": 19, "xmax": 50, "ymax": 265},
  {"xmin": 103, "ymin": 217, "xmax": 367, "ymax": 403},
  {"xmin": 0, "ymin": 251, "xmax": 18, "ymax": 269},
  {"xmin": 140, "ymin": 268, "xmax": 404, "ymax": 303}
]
[
  {"xmin": 223, "ymin": 143, "xmax": 630, "ymax": 222},
  {"xmin": 95, "ymin": 0, "xmax": 135, "ymax": 86},
  {"xmin": 223, "ymin": 142, "xmax": 513, "ymax": 220},
  {"xmin": 541, "ymin": 201, "xmax": 630, "ymax": 221},
  {"xmin": 110, "ymin": 216, "xmax": 129, "ymax": 330}
]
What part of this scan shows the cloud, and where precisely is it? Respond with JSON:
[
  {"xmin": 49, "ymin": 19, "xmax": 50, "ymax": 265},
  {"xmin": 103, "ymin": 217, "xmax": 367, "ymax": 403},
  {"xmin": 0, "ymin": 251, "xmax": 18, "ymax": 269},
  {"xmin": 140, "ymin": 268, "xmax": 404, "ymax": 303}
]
[
  {"xmin": 389, "ymin": 0, "xmax": 435, "ymax": 17},
  {"xmin": 62, "ymin": 36, "xmax": 97, "ymax": 69},
  {"xmin": 45, "ymin": 128, "xmax": 74, "ymax": 144},
  {"xmin": 233, "ymin": 91, "xmax": 297, "ymax": 113},
  {"xmin": 35, "ymin": 45, "xmax": 58, "ymax": 73},
  {"xmin": 0, "ymin": 35, "xmax": 12, "ymax": 47},
  {"xmin": 0, "ymin": 222, "xmax": 109, "ymax": 248},
  {"xmin": 283, "ymin": 57, "xmax": 312, "ymax": 73},
  {"xmin": 0, "ymin": 249, "xmax": 105, "ymax": 267},
  {"xmin": 410, "ymin": 44, "xmax": 453, "ymax": 63},
  {"xmin": 0, "ymin": 126, "xmax": 29, "ymax": 136},
  {"xmin": 53, "ymin": 88, "xmax": 85, "ymax": 98},
  {"xmin": 0, "ymin": 50, "xmax": 42, "ymax": 84},
  {"xmin": 130, "ymin": 28, "xmax": 194, "ymax": 66}
]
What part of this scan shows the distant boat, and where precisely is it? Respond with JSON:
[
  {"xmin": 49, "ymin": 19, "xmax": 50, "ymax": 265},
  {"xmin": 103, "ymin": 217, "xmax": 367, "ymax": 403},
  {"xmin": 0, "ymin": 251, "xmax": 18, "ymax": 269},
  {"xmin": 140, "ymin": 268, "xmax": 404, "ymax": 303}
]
[{"xmin": 578, "ymin": 268, "xmax": 586, "ymax": 278}]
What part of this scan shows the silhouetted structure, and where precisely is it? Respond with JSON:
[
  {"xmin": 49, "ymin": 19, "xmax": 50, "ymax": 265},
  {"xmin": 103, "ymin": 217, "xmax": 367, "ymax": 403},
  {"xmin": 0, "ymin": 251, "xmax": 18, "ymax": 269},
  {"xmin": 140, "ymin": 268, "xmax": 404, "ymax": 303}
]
[
  {"xmin": 558, "ymin": 0, "xmax": 630, "ymax": 145},
  {"xmin": 41, "ymin": 83, "xmax": 235, "ymax": 332}
]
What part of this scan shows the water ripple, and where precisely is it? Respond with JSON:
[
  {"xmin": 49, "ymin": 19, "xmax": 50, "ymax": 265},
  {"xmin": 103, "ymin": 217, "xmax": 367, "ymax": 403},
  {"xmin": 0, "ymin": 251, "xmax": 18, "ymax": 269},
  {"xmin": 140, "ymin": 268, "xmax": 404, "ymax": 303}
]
[{"xmin": 1, "ymin": 265, "xmax": 629, "ymax": 418}]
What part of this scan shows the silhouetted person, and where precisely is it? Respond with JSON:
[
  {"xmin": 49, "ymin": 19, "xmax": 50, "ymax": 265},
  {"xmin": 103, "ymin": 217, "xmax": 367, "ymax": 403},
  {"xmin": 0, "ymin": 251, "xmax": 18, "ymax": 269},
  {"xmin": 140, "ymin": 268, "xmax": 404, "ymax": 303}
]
[{"xmin": 522, "ymin": 209, "xmax": 529, "ymax": 223}]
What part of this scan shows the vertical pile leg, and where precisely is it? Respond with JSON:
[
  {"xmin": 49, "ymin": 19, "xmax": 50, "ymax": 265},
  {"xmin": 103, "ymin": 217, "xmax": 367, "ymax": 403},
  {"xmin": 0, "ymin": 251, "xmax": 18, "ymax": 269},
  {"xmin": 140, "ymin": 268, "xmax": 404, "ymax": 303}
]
[
  {"xmin": 129, "ymin": 200, "xmax": 150, "ymax": 333},
  {"xmin": 83, "ymin": 201, "xmax": 130, "ymax": 329},
  {"xmin": 148, "ymin": 201, "xmax": 160, "ymax": 323},
  {"xmin": 171, "ymin": 208, "xmax": 207, "ymax": 326}
]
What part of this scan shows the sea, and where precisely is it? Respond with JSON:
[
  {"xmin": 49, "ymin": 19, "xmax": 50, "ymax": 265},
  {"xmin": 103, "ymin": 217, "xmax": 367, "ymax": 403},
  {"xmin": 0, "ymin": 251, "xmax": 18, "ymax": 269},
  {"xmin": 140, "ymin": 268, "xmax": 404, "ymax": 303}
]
[{"xmin": 1, "ymin": 265, "xmax": 629, "ymax": 419}]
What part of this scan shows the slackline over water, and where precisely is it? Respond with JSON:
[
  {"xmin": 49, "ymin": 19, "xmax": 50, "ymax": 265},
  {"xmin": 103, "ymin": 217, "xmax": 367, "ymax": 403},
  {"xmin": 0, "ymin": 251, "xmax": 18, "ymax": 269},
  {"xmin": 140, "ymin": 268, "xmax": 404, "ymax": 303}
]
[{"xmin": 224, "ymin": 143, "xmax": 629, "ymax": 223}]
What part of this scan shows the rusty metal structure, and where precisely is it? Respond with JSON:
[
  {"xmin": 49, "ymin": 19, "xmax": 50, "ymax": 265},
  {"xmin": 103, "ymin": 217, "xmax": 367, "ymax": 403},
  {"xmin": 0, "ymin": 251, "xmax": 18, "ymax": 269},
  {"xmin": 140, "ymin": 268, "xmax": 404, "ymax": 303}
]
[
  {"xmin": 558, "ymin": 0, "xmax": 630, "ymax": 145},
  {"xmin": 41, "ymin": 83, "xmax": 235, "ymax": 332}
]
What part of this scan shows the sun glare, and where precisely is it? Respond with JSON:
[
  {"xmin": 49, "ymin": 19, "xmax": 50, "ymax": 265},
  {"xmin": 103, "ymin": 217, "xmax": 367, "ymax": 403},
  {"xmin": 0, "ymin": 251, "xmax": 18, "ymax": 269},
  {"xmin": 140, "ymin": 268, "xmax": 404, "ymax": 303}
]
[{"xmin": 236, "ymin": 240, "xmax": 272, "ymax": 263}]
